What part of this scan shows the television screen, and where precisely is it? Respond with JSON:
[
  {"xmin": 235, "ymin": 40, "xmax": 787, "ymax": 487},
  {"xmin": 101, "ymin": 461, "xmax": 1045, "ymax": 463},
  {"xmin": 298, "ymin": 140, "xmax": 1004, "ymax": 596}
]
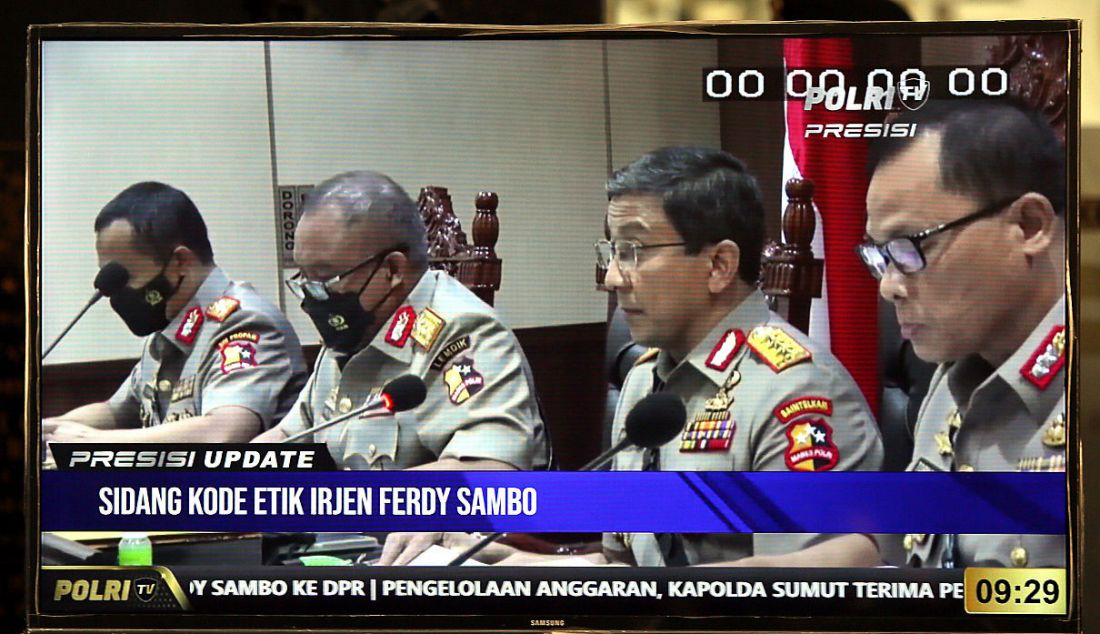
[{"xmin": 27, "ymin": 20, "xmax": 1080, "ymax": 633}]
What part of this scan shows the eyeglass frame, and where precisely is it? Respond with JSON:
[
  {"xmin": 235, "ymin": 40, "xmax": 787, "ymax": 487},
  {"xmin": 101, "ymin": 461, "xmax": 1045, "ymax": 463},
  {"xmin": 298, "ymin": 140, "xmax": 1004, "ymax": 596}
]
[
  {"xmin": 594, "ymin": 239, "xmax": 688, "ymax": 277},
  {"xmin": 285, "ymin": 246, "xmax": 405, "ymax": 301},
  {"xmin": 857, "ymin": 195, "xmax": 1022, "ymax": 279}
]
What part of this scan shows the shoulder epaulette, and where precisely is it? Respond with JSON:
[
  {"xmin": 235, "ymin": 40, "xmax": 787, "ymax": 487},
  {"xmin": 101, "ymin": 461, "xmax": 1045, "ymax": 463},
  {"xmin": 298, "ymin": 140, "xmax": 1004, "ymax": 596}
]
[{"xmin": 746, "ymin": 325, "xmax": 812, "ymax": 373}]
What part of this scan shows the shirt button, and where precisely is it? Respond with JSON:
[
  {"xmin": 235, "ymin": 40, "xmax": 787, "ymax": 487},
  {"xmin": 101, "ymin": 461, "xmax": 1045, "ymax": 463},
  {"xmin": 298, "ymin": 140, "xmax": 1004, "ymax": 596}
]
[
  {"xmin": 338, "ymin": 397, "xmax": 352, "ymax": 414},
  {"xmin": 158, "ymin": 380, "xmax": 172, "ymax": 392}
]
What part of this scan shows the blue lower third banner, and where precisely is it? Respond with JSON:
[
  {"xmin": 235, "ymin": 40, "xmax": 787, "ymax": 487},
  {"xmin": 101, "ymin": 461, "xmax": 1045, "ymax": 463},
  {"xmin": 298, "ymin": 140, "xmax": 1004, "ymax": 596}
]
[{"xmin": 40, "ymin": 471, "xmax": 1066, "ymax": 534}]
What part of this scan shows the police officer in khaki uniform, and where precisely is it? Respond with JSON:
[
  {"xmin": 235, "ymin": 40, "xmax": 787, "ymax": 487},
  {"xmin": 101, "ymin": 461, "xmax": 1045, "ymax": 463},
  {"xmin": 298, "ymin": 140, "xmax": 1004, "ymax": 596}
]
[
  {"xmin": 253, "ymin": 171, "xmax": 548, "ymax": 471},
  {"xmin": 861, "ymin": 100, "xmax": 1066, "ymax": 567},
  {"xmin": 44, "ymin": 182, "xmax": 308, "ymax": 444},
  {"xmin": 380, "ymin": 147, "xmax": 883, "ymax": 567}
]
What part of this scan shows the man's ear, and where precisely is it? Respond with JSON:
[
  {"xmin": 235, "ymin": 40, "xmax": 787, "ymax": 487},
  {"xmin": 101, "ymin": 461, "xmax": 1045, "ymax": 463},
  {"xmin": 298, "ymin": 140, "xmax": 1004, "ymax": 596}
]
[
  {"xmin": 168, "ymin": 246, "xmax": 197, "ymax": 275},
  {"xmin": 1010, "ymin": 193, "xmax": 1058, "ymax": 257},
  {"xmin": 384, "ymin": 251, "xmax": 408, "ymax": 288},
  {"xmin": 707, "ymin": 239, "xmax": 741, "ymax": 294}
]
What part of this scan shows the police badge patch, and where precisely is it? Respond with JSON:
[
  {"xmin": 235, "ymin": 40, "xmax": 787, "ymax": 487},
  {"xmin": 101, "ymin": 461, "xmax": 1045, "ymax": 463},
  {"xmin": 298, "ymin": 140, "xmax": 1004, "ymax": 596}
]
[
  {"xmin": 784, "ymin": 418, "xmax": 839, "ymax": 471},
  {"xmin": 443, "ymin": 357, "xmax": 485, "ymax": 405},
  {"xmin": 217, "ymin": 331, "xmax": 260, "ymax": 374}
]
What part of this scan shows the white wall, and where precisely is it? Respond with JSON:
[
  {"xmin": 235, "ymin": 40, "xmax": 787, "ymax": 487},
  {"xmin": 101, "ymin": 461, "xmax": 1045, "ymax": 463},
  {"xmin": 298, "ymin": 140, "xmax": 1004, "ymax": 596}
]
[
  {"xmin": 41, "ymin": 38, "xmax": 722, "ymax": 363},
  {"xmin": 606, "ymin": 39, "xmax": 722, "ymax": 171},
  {"xmin": 41, "ymin": 41, "xmax": 277, "ymax": 365}
]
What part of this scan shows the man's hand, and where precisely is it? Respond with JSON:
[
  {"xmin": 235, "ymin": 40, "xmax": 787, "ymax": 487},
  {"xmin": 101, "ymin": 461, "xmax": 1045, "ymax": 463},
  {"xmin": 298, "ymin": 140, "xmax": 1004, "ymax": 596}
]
[
  {"xmin": 379, "ymin": 532, "xmax": 477, "ymax": 566},
  {"xmin": 43, "ymin": 419, "xmax": 101, "ymax": 443}
]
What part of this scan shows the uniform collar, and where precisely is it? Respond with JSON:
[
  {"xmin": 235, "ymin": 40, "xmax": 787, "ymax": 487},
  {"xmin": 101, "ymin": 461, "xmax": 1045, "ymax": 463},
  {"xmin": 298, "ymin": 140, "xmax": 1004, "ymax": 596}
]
[
  {"xmin": 654, "ymin": 289, "xmax": 770, "ymax": 386},
  {"xmin": 948, "ymin": 294, "xmax": 1066, "ymax": 422},
  {"xmin": 160, "ymin": 267, "xmax": 231, "ymax": 354},
  {"xmin": 359, "ymin": 269, "xmax": 440, "ymax": 364}
]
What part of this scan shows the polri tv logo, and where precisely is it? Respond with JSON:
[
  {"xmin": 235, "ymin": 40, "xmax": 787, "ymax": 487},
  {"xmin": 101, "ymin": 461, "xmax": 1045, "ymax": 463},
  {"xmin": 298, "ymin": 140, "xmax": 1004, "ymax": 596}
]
[{"xmin": 802, "ymin": 71, "xmax": 928, "ymax": 112}]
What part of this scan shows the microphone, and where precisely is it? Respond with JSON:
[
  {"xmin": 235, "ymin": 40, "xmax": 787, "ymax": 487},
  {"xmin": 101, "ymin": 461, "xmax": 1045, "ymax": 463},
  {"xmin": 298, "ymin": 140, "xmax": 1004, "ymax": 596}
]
[
  {"xmin": 280, "ymin": 374, "xmax": 427, "ymax": 444},
  {"xmin": 43, "ymin": 262, "xmax": 130, "ymax": 360},
  {"xmin": 447, "ymin": 392, "xmax": 687, "ymax": 566}
]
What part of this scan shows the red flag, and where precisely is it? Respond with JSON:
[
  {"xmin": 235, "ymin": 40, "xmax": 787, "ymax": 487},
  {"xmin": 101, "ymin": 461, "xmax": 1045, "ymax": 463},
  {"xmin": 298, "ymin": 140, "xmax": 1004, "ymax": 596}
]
[{"xmin": 782, "ymin": 37, "xmax": 880, "ymax": 415}]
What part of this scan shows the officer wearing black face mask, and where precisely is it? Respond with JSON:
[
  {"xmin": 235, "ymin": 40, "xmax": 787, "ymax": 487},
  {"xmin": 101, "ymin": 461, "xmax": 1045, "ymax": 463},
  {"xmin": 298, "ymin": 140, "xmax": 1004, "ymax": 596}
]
[
  {"xmin": 43, "ymin": 182, "xmax": 309, "ymax": 447},
  {"xmin": 252, "ymin": 171, "xmax": 549, "ymax": 472}
]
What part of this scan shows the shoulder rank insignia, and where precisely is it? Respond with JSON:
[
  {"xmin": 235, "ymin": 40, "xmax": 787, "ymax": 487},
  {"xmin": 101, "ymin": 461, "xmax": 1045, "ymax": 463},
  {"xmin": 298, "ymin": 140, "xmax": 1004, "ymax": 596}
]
[
  {"xmin": 217, "ymin": 331, "xmax": 260, "ymax": 374},
  {"xmin": 206, "ymin": 296, "xmax": 241, "ymax": 322},
  {"xmin": 385, "ymin": 306, "xmax": 417, "ymax": 348},
  {"xmin": 705, "ymin": 329, "xmax": 745, "ymax": 372},
  {"xmin": 774, "ymin": 396, "xmax": 833, "ymax": 424},
  {"xmin": 432, "ymin": 335, "xmax": 471, "ymax": 371},
  {"xmin": 784, "ymin": 418, "xmax": 839, "ymax": 471},
  {"xmin": 443, "ymin": 357, "xmax": 484, "ymax": 405},
  {"xmin": 1021, "ymin": 324, "xmax": 1065, "ymax": 390},
  {"xmin": 634, "ymin": 348, "xmax": 659, "ymax": 366},
  {"xmin": 747, "ymin": 325, "xmax": 812, "ymax": 373},
  {"xmin": 411, "ymin": 307, "xmax": 445, "ymax": 351},
  {"xmin": 175, "ymin": 306, "xmax": 204, "ymax": 345},
  {"xmin": 1043, "ymin": 412, "xmax": 1066, "ymax": 448}
]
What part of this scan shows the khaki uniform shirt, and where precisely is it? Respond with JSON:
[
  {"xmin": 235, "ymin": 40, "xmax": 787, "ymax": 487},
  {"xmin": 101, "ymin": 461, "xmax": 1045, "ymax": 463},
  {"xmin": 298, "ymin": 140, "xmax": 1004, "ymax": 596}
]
[
  {"xmin": 107, "ymin": 267, "xmax": 309, "ymax": 430},
  {"xmin": 604, "ymin": 291, "xmax": 884, "ymax": 566},
  {"xmin": 276, "ymin": 270, "xmax": 549, "ymax": 470},
  {"xmin": 905, "ymin": 296, "xmax": 1066, "ymax": 568}
]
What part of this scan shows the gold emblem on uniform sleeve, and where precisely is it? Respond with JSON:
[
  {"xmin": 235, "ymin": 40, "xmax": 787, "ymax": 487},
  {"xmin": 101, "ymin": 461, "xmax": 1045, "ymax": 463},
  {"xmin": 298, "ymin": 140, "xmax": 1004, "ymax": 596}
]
[
  {"xmin": 1042, "ymin": 413, "xmax": 1065, "ymax": 448},
  {"xmin": 411, "ymin": 308, "xmax": 446, "ymax": 351},
  {"xmin": 934, "ymin": 432, "xmax": 954, "ymax": 457},
  {"xmin": 746, "ymin": 326, "xmax": 812, "ymax": 373}
]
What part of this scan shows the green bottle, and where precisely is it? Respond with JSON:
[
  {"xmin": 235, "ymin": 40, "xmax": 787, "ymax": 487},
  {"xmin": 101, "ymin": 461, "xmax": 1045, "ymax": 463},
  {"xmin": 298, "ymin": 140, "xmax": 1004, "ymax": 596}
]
[{"xmin": 117, "ymin": 532, "xmax": 152, "ymax": 566}]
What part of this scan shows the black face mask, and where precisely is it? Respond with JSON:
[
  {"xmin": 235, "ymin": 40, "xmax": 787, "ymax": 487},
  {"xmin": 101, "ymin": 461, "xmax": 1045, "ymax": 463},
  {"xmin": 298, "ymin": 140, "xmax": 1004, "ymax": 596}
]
[
  {"xmin": 108, "ymin": 262, "xmax": 181, "ymax": 337},
  {"xmin": 300, "ymin": 257, "xmax": 395, "ymax": 353}
]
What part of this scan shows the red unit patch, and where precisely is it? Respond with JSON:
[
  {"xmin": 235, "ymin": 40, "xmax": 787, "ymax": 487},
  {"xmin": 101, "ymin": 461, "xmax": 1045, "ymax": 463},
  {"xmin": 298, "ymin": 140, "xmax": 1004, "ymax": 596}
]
[
  {"xmin": 175, "ymin": 306, "xmax": 204, "ymax": 345},
  {"xmin": 774, "ymin": 396, "xmax": 833, "ymax": 424},
  {"xmin": 704, "ymin": 329, "xmax": 745, "ymax": 372},
  {"xmin": 385, "ymin": 305, "xmax": 417, "ymax": 348},
  {"xmin": 1020, "ymin": 324, "xmax": 1066, "ymax": 391}
]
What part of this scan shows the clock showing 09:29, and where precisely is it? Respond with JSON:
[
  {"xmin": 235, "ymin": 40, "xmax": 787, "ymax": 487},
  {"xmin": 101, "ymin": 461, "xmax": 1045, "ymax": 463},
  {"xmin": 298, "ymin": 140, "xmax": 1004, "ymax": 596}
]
[{"xmin": 964, "ymin": 568, "xmax": 1067, "ymax": 615}]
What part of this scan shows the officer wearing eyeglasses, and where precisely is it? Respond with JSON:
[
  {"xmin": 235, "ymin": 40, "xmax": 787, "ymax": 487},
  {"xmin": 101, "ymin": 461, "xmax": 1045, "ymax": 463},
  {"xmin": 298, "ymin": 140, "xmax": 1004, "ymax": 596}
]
[
  {"xmin": 862, "ymin": 100, "xmax": 1066, "ymax": 568},
  {"xmin": 252, "ymin": 171, "xmax": 548, "ymax": 472},
  {"xmin": 592, "ymin": 146, "xmax": 884, "ymax": 567},
  {"xmin": 377, "ymin": 147, "xmax": 884, "ymax": 567},
  {"xmin": 43, "ymin": 182, "xmax": 309, "ymax": 445}
]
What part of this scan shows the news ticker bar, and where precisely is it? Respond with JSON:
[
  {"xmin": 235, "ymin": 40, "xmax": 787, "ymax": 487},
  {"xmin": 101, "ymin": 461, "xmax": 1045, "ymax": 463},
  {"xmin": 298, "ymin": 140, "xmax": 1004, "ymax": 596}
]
[
  {"xmin": 39, "ymin": 565, "xmax": 1067, "ymax": 617},
  {"xmin": 41, "ymin": 471, "xmax": 1066, "ymax": 534}
]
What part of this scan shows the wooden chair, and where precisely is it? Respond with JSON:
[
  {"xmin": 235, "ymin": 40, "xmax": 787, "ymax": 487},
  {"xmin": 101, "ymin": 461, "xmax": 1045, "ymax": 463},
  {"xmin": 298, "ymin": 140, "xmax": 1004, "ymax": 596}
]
[
  {"xmin": 416, "ymin": 186, "xmax": 501, "ymax": 306},
  {"xmin": 759, "ymin": 177, "xmax": 822, "ymax": 334}
]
